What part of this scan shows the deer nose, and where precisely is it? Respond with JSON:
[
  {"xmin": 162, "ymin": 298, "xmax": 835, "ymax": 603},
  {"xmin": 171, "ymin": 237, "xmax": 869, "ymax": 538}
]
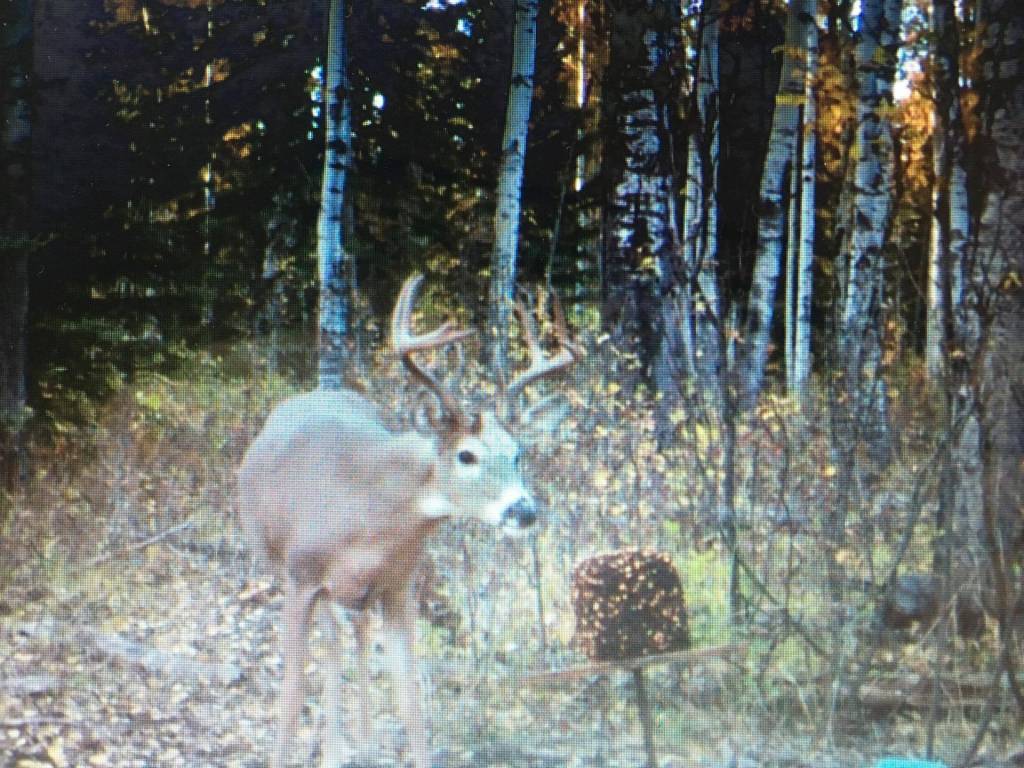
[{"xmin": 503, "ymin": 499, "xmax": 537, "ymax": 528}]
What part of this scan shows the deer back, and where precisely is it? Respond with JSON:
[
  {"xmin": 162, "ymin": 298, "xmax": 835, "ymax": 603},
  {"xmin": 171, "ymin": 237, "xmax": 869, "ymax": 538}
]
[{"xmin": 238, "ymin": 391, "xmax": 439, "ymax": 590}]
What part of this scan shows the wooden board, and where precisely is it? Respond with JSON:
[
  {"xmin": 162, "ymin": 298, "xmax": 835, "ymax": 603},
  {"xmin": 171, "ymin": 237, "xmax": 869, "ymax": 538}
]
[{"xmin": 514, "ymin": 642, "xmax": 749, "ymax": 684}]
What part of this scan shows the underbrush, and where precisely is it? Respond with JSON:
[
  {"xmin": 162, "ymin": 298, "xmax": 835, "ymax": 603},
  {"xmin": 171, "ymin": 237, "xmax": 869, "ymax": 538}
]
[{"xmin": 2, "ymin": 336, "xmax": 1018, "ymax": 765}]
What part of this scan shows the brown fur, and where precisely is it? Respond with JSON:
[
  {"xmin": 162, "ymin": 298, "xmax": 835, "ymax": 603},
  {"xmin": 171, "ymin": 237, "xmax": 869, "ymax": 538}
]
[{"xmin": 238, "ymin": 389, "xmax": 533, "ymax": 768}]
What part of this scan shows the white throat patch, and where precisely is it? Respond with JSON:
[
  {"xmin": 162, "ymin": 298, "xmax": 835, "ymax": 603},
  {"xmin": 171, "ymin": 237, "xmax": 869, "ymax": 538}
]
[{"xmin": 418, "ymin": 493, "xmax": 450, "ymax": 519}]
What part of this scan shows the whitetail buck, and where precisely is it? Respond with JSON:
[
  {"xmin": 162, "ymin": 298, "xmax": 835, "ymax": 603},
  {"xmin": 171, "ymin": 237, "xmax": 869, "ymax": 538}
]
[{"xmin": 238, "ymin": 274, "xmax": 578, "ymax": 768}]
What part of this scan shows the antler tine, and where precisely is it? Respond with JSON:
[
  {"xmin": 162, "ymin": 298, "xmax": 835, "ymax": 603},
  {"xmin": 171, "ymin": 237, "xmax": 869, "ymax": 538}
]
[
  {"xmin": 506, "ymin": 288, "xmax": 579, "ymax": 400},
  {"xmin": 391, "ymin": 274, "xmax": 475, "ymax": 426},
  {"xmin": 548, "ymin": 285, "xmax": 584, "ymax": 359}
]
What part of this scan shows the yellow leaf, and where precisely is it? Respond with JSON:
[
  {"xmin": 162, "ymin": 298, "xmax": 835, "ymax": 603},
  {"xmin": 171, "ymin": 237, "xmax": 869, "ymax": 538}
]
[
  {"xmin": 46, "ymin": 740, "xmax": 69, "ymax": 768},
  {"xmin": 877, "ymin": 102, "xmax": 898, "ymax": 120},
  {"xmin": 822, "ymin": 464, "xmax": 838, "ymax": 478},
  {"xmin": 694, "ymin": 422, "xmax": 708, "ymax": 449},
  {"xmin": 776, "ymin": 92, "xmax": 806, "ymax": 107}
]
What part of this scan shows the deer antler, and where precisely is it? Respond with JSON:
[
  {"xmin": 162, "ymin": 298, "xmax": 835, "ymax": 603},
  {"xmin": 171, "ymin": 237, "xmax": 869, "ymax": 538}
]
[
  {"xmin": 391, "ymin": 274, "xmax": 475, "ymax": 427},
  {"xmin": 506, "ymin": 287, "xmax": 580, "ymax": 401}
]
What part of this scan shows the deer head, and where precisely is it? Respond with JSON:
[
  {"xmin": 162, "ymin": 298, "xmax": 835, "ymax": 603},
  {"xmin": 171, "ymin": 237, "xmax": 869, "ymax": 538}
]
[{"xmin": 390, "ymin": 272, "xmax": 578, "ymax": 531}]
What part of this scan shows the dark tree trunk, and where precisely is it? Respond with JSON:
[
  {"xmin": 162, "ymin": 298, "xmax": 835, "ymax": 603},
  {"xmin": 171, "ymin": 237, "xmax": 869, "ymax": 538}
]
[
  {"xmin": 1, "ymin": 0, "xmax": 32, "ymax": 493},
  {"xmin": 971, "ymin": 0, "xmax": 1024, "ymax": 660},
  {"xmin": 0, "ymin": 255, "xmax": 29, "ymax": 493},
  {"xmin": 600, "ymin": 0, "xmax": 682, "ymax": 384}
]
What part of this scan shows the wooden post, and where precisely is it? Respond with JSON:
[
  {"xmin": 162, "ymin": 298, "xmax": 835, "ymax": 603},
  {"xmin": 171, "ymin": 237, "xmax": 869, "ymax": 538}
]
[{"xmin": 632, "ymin": 667, "xmax": 658, "ymax": 768}]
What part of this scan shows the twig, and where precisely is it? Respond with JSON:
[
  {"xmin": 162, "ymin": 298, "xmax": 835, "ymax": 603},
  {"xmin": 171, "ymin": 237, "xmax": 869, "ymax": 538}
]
[
  {"xmin": 735, "ymin": 555, "xmax": 827, "ymax": 657},
  {"xmin": 846, "ymin": 437, "xmax": 946, "ymax": 704},
  {"xmin": 1, "ymin": 714, "xmax": 177, "ymax": 728},
  {"xmin": 0, "ymin": 717, "xmax": 77, "ymax": 726},
  {"xmin": 956, "ymin": 658, "xmax": 1007, "ymax": 768},
  {"xmin": 86, "ymin": 521, "xmax": 192, "ymax": 567},
  {"xmin": 516, "ymin": 642, "xmax": 749, "ymax": 683},
  {"xmin": 530, "ymin": 536, "xmax": 548, "ymax": 655}
]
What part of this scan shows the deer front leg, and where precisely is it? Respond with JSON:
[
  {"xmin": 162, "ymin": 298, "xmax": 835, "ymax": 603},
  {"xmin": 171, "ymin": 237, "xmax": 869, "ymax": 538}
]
[
  {"xmin": 321, "ymin": 605, "xmax": 374, "ymax": 768},
  {"xmin": 351, "ymin": 610, "xmax": 374, "ymax": 747},
  {"xmin": 382, "ymin": 592, "xmax": 432, "ymax": 768},
  {"xmin": 271, "ymin": 580, "xmax": 319, "ymax": 768}
]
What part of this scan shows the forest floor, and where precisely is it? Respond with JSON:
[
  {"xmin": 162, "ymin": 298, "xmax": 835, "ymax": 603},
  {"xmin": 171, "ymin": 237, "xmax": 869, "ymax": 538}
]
[
  {"xmin": 0, "ymin": 515, "xmax": 990, "ymax": 768},
  {"xmin": 0, "ymin": 358, "xmax": 1011, "ymax": 768}
]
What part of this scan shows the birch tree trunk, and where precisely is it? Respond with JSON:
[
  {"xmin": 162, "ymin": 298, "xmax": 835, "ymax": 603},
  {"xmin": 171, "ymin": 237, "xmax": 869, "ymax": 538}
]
[
  {"xmin": 488, "ymin": 0, "xmax": 539, "ymax": 375},
  {"xmin": 565, "ymin": 1, "xmax": 602, "ymax": 293},
  {"xmin": 839, "ymin": 0, "xmax": 901, "ymax": 367},
  {"xmin": 679, "ymin": 0, "xmax": 723, "ymax": 396},
  {"xmin": 741, "ymin": 0, "xmax": 813, "ymax": 409},
  {"xmin": 1, "ymin": 0, "xmax": 32, "ymax": 493},
  {"xmin": 317, "ymin": 0, "xmax": 354, "ymax": 391},
  {"xmin": 791, "ymin": 1, "xmax": 818, "ymax": 398},
  {"xmin": 836, "ymin": 0, "xmax": 901, "ymax": 458},
  {"xmin": 925, "ymin": 0, "xmax": 970, "ymax": 382},
  {"xmin": 823, "ymin": 0, "xmax": 902, "ymax": 662},
  {"xmin": 922, "ymin": 0, "xmax": 980, "ymax": 608},
  {"xmin": 674, "ymin": 0, "xmax": 744, "ymax": 615}
]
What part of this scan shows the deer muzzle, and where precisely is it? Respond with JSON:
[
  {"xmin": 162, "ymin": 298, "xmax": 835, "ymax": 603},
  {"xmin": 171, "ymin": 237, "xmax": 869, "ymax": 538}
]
[{"xmin": 501, "ymin": 498, "xmax": 538, "ymax": 530}]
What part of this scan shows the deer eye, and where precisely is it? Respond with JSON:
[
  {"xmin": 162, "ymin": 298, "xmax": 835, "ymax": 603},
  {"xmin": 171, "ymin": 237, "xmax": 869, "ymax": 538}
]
[{"xmin": 457, "ymin": 449, "xmax": 478, "ymax": 466}]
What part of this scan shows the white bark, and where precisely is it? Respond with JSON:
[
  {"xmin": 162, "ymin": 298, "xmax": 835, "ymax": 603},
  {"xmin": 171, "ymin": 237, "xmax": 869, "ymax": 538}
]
[
  {"xmin": 925, "ymin": 0, "xmax": 970, "ymax": 381},
  {"xmin": 930, "ymin": 0, "xmax": 980, "ymax": 600},
  {"xmin": 839, "ymin": 0, "xmax": 901, "ymax": 377},
  {"xmin": 607, "ymin": 26, "xmax": 675, "ymax": 262},
  {"xmin": 742, "ymin": 0, "xmax": 812, "ymax": 408},
  {"xmin": 317, "ymin": 0, "xmax": 353, "ymax": 391},
  {"xmin": 573, "ymin": 1, "xmax": 587, "ymax": 191},
  {"xmin": 792, "ymin": 2, "xmax": 818, "ymax": 397},
  {"xmin": 681, "ymin": 0, "xmax": 723, "ymax": 391},
  {"xmin": 489, "ymin": 0, "xmax": 540, "ymax": 375}
]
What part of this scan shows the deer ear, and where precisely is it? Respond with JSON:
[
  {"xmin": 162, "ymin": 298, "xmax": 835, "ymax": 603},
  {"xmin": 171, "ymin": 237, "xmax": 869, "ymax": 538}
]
[
  {"xmin": 428, "ymin": 409, "xmax": 479, "ymax": 443},
  {"xmin": 470, "ymin": 411, "xmax": 485, "ymax": 434},
  {"xmin": 412, "ymin": 398, "xmax": 439, "ymax": 433},
  {"xmin": 519, "ymin": 393, "xmax": 570, "ymax": 436}
]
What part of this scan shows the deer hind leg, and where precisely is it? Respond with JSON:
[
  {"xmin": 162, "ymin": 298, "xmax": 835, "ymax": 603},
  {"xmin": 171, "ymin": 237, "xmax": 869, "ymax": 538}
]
[
  {"xmin": 382, "ymin": 590, "xmax": 432, "ymax": 768},
  {"xmin": 321, "ymin": 605, "xmax": 375, "ymax": 768},
  {"xmin": 271, "ymin": 580, "xmax": 320, "ymax": 768}
]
